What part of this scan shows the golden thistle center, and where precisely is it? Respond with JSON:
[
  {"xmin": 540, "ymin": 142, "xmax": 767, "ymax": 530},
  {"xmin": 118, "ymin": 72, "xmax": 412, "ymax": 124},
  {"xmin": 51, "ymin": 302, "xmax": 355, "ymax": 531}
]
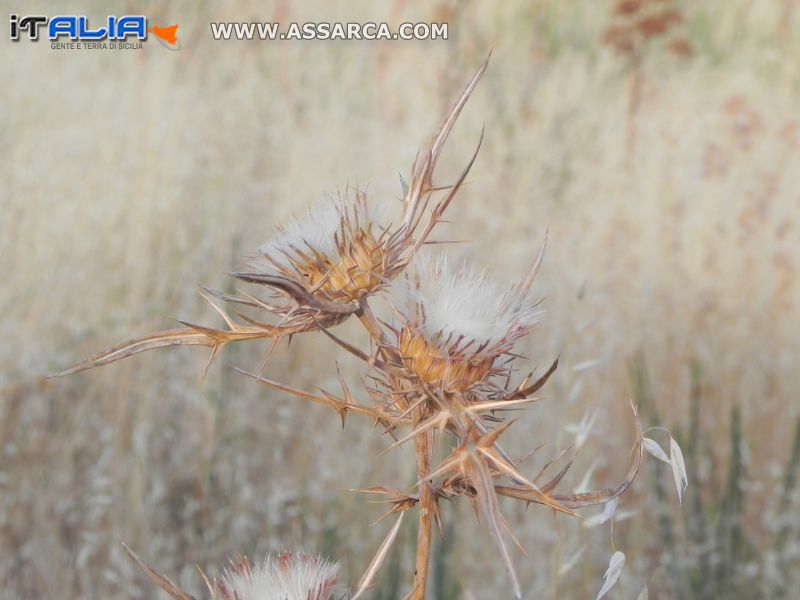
[
  {"xmin": 399, "ymin": 327, "xmax": 494, "ymax": 390},
  {"xmin": 302, "ymin": 229, "xmax": 387, "ymax": 301}
]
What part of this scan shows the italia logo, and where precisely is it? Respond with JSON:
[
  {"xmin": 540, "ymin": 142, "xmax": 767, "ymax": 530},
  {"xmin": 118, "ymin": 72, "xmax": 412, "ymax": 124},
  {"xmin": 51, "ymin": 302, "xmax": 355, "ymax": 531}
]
[{"xmin": 9, "ymin": 15, "xmax": 180, "ymax": 49}]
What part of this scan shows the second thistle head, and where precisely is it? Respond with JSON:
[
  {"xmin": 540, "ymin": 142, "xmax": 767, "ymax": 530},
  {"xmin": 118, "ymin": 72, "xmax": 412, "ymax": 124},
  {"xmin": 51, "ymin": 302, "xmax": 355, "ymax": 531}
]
[{"xmin": 390, "ymin": 255, "xmax": 543, "ymax": 393}]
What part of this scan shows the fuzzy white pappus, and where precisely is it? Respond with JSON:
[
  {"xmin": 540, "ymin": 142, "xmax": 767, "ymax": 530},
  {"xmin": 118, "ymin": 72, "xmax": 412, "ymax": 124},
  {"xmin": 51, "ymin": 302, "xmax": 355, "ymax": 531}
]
[
  {"xmin": 216, "ymin": 552, "xmax": 340, "ymax": 600},
  {"xmin": 254, "ymin": 194, "xmax": 388, "ymax": 272},
  {"xmin": 393, "ymin": 255, "xmax": 542, "ymax": 352}
]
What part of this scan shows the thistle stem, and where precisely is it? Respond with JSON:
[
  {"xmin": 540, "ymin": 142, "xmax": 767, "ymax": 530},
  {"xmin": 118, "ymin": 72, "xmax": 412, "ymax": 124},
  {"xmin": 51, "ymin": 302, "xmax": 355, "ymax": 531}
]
[{"xmin": 411, "ymin": 430, "xmax": 434, "ymax": 600}]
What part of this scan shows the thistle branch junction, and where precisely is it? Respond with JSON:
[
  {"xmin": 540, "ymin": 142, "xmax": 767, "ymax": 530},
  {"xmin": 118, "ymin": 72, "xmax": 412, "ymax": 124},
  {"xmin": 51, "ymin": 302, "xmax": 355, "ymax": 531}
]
[{"xmin": 56, "ymin": 57, "xmax": 673, "ymax": 600}]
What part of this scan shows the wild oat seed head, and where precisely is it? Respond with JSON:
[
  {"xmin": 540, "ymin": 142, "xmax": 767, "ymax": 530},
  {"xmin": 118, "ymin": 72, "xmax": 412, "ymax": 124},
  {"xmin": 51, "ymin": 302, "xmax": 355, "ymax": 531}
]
[{"xmin": 214, "ymin": 552, "xmax": 340, "ymax": 600}]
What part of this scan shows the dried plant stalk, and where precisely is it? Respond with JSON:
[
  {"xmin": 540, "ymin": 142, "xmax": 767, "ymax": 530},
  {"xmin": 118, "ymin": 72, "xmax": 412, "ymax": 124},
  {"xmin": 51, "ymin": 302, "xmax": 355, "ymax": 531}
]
[
  {"xmin": 57, "ymin": 56, "xmax": 660, "ymax": 599},
  {"xmin": 411, "ymin": 431, "xmax": 434, "ymax": 600}
]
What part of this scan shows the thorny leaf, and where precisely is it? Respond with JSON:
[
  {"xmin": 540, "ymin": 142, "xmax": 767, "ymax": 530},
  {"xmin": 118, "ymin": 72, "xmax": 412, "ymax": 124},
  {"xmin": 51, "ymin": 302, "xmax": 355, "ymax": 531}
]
[
  {"xmin": 464, "ymin": 453, "xmax": 523, "ymax": 600},
  {"xmin": 232, "ymin": 366, "xmax": 384, "ymax": 423},
  {"xmin": 401, "ymin": 55, "xmax": 489, "ymax": 237},
  {"xmin": 539, "ymin": 458, "xmax": 574, "ymax": 493},
  {"xmin": 122, "ymin": 542, "xmax": 196, "ymax": 600},
  {"xmin": 352, "ymin": 512, "xmax": 405, "ymax": 600},
  {"xmin": 503, "ymin": 356, "xmax": 559, "ymax": 400},
  {"xmin": 351, "ymin": 486, "xmax": 419, "ymax": 521},
  {"xmin": 532, "ymin": 445, "xmax": 571, "ymax": 486},
  {"xmin": 50, "ymin": 324, "xmax": 272, "ymax": 377},
  {"xmin": 50, "ymin": 287, "xmax": 353, "ymax": 377},
  {"xmin": 380, "ymin": 411, "xmax": 451, "ymax": 455},
  {"xmin": 518, "ymin": 232, "xmax": 548, "ymax": 296},
  {"xmin": 473, "ymin": 426, "xmax": 577, "ymax": 517},
  {"xmin": 497, "ymin": 396, "xmax": 644, "ymax": 510},
  {"xmin": 228, "ymin": 272, "xmax": 359, "ymax": 315}
]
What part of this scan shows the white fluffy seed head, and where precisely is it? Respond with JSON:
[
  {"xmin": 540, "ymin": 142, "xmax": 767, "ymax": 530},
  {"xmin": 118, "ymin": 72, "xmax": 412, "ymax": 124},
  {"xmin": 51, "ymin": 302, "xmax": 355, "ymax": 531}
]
[
  {"xmin": 393, "ymin": 255, "xmax": 542, "ymax": 353},
  {"xmin": 254, "ymin": 193, "xmax": 388, "ymax": 272},
  {"xmin": 216, "ymin": 552, "xmax": 340, "ymax": 600}
]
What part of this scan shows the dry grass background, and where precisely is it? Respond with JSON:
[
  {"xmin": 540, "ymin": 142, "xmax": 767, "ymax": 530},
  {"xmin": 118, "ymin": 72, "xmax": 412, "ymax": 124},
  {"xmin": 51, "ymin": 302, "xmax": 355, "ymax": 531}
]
[{"xmin": 2, "ymin": 0, "xmax": 800, "ymax": 597}]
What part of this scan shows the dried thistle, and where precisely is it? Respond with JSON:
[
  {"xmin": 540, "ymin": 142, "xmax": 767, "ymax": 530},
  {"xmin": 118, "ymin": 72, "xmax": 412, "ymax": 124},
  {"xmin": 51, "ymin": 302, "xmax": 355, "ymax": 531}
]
[
  {"xmin": 52, "ymin": 57, "xmax": 486, "ymax": 379},
  {"xmin": 57, "ymin": 58, "xmax": 680, "ymax": 599},
  {"xmin": 339, "ymin": 256, "xmax": 643, "ymax": 597},
  {"xmin": 254, "ymin": 192, "xmax": 394, "ymax": 303},
  {"xmin": 393, "ymin": 255, "xmax": 542, "ymax": 392}
]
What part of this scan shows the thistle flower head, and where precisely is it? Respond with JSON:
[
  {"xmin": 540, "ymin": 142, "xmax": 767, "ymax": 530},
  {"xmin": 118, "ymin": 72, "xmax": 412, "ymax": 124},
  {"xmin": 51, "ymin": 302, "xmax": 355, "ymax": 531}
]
[
  {"xmin": 214, "ymin": 552, "xmax": 340, "ymax": 600},
  {"xmin": 254, "ymin": 189, "xmax": 396, "ymax": 302},
  {"xmin": 391, "ymin": 256, "xmax": 542, "ymax": 391},
  {"xmin": 85, "ymin": 59, "xmax": 656, "ymax": 600},
  {"xmin": 53, "ymin": 58, "xmax": 489, "ymax": 378}
]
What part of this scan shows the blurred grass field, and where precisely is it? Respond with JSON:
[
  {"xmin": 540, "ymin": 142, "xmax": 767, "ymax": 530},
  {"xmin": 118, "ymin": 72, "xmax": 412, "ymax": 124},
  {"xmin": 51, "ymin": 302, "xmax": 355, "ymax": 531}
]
[{"xmin": 2, "ymin": 0, "xmax": 800, "ymax": 597}]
